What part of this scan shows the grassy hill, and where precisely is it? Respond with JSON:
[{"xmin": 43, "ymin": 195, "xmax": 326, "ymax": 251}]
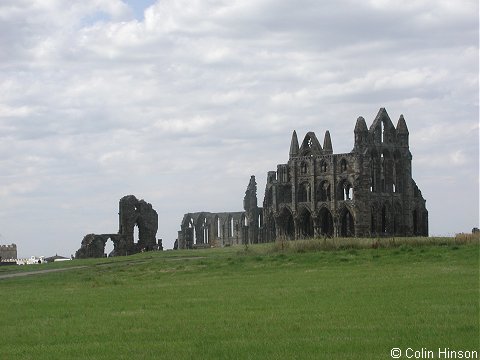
[{"xmin": 0, "ymin": 237, "xmax": 478, "ymax": 359}]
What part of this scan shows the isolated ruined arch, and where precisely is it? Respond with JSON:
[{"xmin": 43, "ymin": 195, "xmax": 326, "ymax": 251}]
[
  {"xmin": 339, "ymin": 206, "xmax": 354, "ymax": 237},
  {"xmin": 76, "ymin": 195, "xmax": 159, "ymax": 258},
  {"xmin": 318, "ymin": 206, "xmax": 334, "ymax": 237},
  {"xmin": 297, "ymin": 206, "xmax": 314, "ymax": 239}
]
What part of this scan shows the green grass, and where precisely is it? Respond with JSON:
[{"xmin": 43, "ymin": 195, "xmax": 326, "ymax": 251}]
[{"xmin": 0, "ymin": 238, "xmax": 478, "ymax": 359}]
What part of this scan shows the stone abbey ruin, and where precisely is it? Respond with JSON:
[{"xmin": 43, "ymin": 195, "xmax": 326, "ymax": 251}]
[
  {"xmin": 75, "ymin": 107, "xmax": 428, "ymax": 256},
  {"xmin": 76, "ymin": 195, "xmax": 161, "ymax": 258},
  {"xmin": 177, "ymin": 108, "xmax": 428, "ymax": 249}
]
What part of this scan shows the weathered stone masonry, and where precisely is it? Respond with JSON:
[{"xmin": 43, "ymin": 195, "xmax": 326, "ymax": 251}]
[
  {"xmin": 0, "ymin": 244, "xmax": 17, "ymax": 260},
  {"xmin": 177, "ymin": 108, "xmax": 428, "ymax": 249},
  {"xmin": 76, "ymin": 195, "xmax": 159, "ymax": 258}
]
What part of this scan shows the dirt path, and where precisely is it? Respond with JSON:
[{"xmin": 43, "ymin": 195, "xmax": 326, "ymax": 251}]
[{"xmin": 0, "ymin": 266, "xmax": 86, "ymax": 280}]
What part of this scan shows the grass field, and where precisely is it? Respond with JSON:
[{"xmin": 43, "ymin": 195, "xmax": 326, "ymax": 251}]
[{"xmin": 0, "ymin": 238, "xmax": 478, "ymax": 359}]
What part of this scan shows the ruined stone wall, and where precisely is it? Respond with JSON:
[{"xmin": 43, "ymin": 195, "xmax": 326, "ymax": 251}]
[
  {"xmin": 177, "ymin": 176, "xmax": 263, "ymax": 249},
  {"xmin": 0, "ymin": 244, "xmax": 17, "ymax": 260},
  {"xmin": 76, "ymin": 195, "xmax": 159, "ymax": 258}
]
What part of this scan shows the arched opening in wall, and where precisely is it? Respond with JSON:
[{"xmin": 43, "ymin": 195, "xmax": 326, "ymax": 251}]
[
  {"xmin": 340, "ymin": 158, "xmax": 347, "ymax": 172},
  {"xmin": 201, "ymin": 217, "xmax": 209, "ymax": 245},
  {"xmin": 298, "ymin": 182, "xmax": 310, "ymax": 203},
  {"xmin": 340, "ymin": 208, "xmax": 354, "ymax": 237},
  {"xmin": 241, "ymin": 214, "xmax": 248, "ymax": 244},
  {"xmin": 228, "ymin": 215, "xmax": 234, "ymax": 238},
  {"xmin": 134, "ymin": 225, "xmax": 139, "ymax": 243},
  {"xmin": 298, "ymin": 208, "xmax": 314, "ymax": 239},
  {"xmin": 278, "ymin": 208, "xmax": 295, "ymax": 240},
  {"xmin": 215, "ymin": 216, "xmax": 221, "ymax": 238},
  {"xmin": 381, "ymin": 120, "xmax": 384, "ymax": 143},
  {"xmin": 317, "ymin": 180, "xmax": 331, "ymax": 201},
  {"xmin": 187, "ymin": 217, "xmax": 197, "ymax": 247},
  {"xmin": 319, "ymin": 207, "xmax": 334, "ymax": 237},
  {"xmin": 338, "ymin": 180, "xmax": 353, "ymax": 200},
  {"xmin": 104, "ymin": 238, "xmax": 114, "ymax": 257}
]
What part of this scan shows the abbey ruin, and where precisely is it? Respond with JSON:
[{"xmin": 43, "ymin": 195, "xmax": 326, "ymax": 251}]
[
  {"xmin": 76, "ymin": 195, "xmax": 161, "ymax": 258},
  {"xmin": 177, "ymin": 108, "xmax": 428, "ymax": 248}
]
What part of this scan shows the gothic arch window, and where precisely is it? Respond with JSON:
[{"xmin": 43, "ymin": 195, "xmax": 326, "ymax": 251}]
[
  {"xmin": 201, "ymin": 217, "xmax": 209, "ymax": 244},
  {"xmin": 320, "ymin": 160, "xmax": 328, "ymax": 173},
  {"xmin": 227, "ymin": 215, "xmax": 234, "ymax": 237},
  {"xmin": 340, "ymin": 158, "xmax": 348, "ymax": 172},
  {"xmin": 278, "ymin": 207, "xmax": 295, "ymax": 240},
  {"xmin": 188, "ymin": 217, "xmax": 197, "ymax": 245},
  {"xmin": 317, "ymin": 180, "xmax": 331, "ymax": 201},
  {"xmin": 338, "ymin": 180, "xmax": 353, "ymax": 200},
  {"xmin": 298, "ymin": 182, "xmax": 310, "ymax": 202},
  {"xmin": 298, "ymin": 207, "xmax": 314, "ymax": 239},
  {"xmin": 340, "ymin": 208, "xmax": 354, "ymax": 237},
  {"xmin": 215, "ymin": 216, "xmax": 221, "ymax": 238},
  {"xmin": 318, "ymin": 207, "xmax": 334, "ymax": 237},
  {"xmin": 300, "ymin": 162, "xmax": 308, "ymax": 174}
]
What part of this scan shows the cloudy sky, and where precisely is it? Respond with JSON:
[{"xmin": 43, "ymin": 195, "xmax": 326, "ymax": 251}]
[{"xmin": 0, "ymin": 0, "xmax": 478, "ymax": 257}]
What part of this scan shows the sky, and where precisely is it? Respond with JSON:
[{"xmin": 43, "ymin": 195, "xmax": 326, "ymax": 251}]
[{"xmin": 0, "ymin": 0, "xmax": 478, "ymax": 258}]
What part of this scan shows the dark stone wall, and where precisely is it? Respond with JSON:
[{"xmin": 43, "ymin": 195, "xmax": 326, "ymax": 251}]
[
  {"xmin": 76, "ymin": 195, "xmax": 159, "ymax": 258},
  {"xmin": 262, "ymin": 108, "xmax": 428, "ymax": 239}
]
